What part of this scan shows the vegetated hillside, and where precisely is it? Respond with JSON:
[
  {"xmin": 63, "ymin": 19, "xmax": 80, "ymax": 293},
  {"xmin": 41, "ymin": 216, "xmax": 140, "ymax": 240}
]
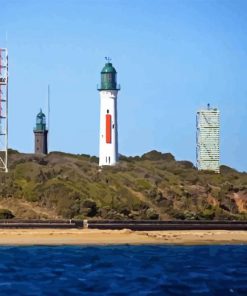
[{"xmin": 0, "ymin": 149, "xmax": 247, "ymax": 220}]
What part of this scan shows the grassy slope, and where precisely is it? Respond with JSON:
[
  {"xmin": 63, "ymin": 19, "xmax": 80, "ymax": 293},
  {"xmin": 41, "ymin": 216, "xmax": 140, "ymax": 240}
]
[{"xmin": 0, "ymin": 149, "xmax": 247, "ymax": 220}]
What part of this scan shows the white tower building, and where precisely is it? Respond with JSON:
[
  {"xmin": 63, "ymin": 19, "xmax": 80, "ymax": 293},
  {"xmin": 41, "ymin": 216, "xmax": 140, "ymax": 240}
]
[
  {"xmin": 0, "ymin": 48, "xmax": 8, "ymax": 173},
  {"xmin": 196, "ymin": 104, "xmax": 220, "ymax": 173},
  {"xmin": 98, "ymin": 59, "xmax": 120, "ymax": 166}
]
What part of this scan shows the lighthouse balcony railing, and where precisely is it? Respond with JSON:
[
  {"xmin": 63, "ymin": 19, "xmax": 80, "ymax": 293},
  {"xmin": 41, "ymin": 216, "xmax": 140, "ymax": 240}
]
[
  {"xmin": 33, "ymin": 127, "xmax": 47, "ymax": 132},
  {"xmin": 97, "ymin": 84, "xmax": 121, "ymax": 91}
]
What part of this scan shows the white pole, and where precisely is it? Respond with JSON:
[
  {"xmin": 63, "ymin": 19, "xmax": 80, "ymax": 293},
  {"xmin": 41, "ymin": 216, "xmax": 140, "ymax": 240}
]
[{"xmin": 48, "ymin": 84, "xmax": 50, "ymax": 152}]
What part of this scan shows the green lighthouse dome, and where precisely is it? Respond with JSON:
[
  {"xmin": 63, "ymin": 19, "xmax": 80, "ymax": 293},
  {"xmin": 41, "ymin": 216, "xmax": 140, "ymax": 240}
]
[
  {"xmin": 101, "ymin": 63, "xmax": 117, "ymax": 74},
  {"xmin": 98, "ymin": 60, "xmax": 120, "ymax": 91}
]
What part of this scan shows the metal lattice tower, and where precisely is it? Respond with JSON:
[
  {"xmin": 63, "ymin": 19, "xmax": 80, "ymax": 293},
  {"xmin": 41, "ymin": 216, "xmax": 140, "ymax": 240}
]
[
  {"xmin": 0, "ymin": 48, "xmax": 8, "ymax": 173},
  {"xmin": 196, "ymin": 105, "xmax": 220, "ymax": 173}
]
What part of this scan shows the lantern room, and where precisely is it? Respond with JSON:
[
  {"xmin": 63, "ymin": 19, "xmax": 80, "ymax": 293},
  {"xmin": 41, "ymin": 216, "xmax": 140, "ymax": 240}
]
[
  {"xmin": 98, "ymin": 60, "xmax": 120, "ymax": 91},
  {"xmin": 35, "ymin": 109, "xmax": 47, "ymax": 132}
]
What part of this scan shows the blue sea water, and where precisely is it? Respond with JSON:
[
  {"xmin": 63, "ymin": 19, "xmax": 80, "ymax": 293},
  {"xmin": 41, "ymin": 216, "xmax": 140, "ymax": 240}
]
[{"xmin": 0, "ymin": 245, "xmax": 246, "ymax": 295}]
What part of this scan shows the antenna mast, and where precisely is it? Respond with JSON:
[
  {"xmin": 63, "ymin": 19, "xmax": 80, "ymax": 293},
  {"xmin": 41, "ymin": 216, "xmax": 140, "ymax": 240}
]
[
  {"xmin": 0, "ymin": 48, "xmax": 8, "ymax": 173},
  {"xmin": 47, "ymin": 84, "xmax": 50, "ymax": 152},
  {"xmin": 48, "ymin": 85, "xmax": 50, "ymax": 129}
]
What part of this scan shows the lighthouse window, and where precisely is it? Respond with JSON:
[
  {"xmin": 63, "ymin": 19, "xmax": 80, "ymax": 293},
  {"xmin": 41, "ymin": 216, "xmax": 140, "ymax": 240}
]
[
  {"xmin": 112, "ymin": 124, "xmax": 115, "ymax": 129},
  {"xmin": 107, "ymin": 109, "xmax": 109, "ymax": 114},
  {"xmin": 106, "ymin": 157, "xmax": 107, "ymax": 163},
  {"xmin": 106, "ymin": 73, "xmax": 113, "ymax": 83},
  {"xmin": 109, "ymin": 157, "xmax": 110, "ymax": 164}
]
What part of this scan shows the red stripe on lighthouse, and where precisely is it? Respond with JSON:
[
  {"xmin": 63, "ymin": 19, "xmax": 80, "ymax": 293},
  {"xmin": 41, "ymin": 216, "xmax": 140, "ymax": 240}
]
[{"xmin": 106, "ymin": 114, "xmax": 112, "ymax": 144}]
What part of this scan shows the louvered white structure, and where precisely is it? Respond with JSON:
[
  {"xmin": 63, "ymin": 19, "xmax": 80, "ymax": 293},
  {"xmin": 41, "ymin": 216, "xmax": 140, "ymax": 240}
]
[
  {"xmin": 0, "ymin": 48, "xmax": 8, "ymax": 173},
  {"xmin": 196, "ymin": 105, "xmax": 220, "ymax": 173}
]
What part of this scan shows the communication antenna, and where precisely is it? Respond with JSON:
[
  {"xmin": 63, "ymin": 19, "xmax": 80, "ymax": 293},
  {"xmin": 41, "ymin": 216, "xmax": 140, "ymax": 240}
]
[
  {"xmin": 47, "ymin": 85, "xmax": 50, "ymax": 128},
  {"xmin": 47, "ymin": 84, "xmax": 50, "ymax": 151}
]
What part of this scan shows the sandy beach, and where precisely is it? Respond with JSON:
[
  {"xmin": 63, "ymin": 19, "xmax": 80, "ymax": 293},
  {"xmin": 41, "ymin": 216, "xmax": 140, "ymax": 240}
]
[{"xmin": 0, "ymin": 229, "xmax": 246, "ymax": 245}]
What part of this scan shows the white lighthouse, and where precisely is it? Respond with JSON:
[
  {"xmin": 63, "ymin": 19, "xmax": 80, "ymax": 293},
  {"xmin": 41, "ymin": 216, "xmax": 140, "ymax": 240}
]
[{"xmin": 98, "ymin": 59, "xmax": 120, "ymax": 166}]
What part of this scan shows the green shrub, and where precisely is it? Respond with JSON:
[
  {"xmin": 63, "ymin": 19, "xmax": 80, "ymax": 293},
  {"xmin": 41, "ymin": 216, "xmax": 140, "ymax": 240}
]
[
  {"xmin": 146, "ymin": 208, "xmax": 159, "ymax": 220},
  {"xmin": 135, "ymin": 179, "xmax": 152, "ymax": 191},
  {"xmin": 178, "ymin": 161, "xmax": 194, "ymax": 169},
  {"xmin": 80, "ymin": 154, "xmax": 90, "ymax": 158},
  {"xmin": 90, "ymin": 156, "xmax": 99, "ymax": 163},
  {"xmin": 0, "ymin": 209, "xmax": 14, "ymax": 219},
  {"xmin": 200, "ymin": 208, "xmax": 215, "ymax": 220},
  {"xmin": 142, "ymin": 150, "xmax": 164, "ymax": 161},
  {"xmin": 80, "ymin": 199, "xmax": 97, "ymax": 217}
]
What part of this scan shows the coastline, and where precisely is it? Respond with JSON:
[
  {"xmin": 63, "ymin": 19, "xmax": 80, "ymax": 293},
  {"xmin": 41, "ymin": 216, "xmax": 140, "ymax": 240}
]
[{"xmin": 0, "ymin": 229, "xmax": 246, "ymax": 246}]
